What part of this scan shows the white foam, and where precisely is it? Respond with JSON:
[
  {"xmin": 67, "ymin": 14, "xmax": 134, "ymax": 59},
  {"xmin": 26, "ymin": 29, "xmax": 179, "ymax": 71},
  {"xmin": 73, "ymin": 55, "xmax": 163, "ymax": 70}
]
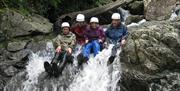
[
  {"xmin": 22, "ymin": 42, "xmax": 55, "ymax": 91},
  {"xmin": 68, "ymin": 45, "xmax": 122, "ymax": 91}
]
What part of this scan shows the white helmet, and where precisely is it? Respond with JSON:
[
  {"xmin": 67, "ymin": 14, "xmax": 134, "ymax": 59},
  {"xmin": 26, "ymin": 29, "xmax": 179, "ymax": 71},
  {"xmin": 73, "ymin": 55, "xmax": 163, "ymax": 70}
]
[
  {"xmin": 90, "ymin": 17, "xmax": 99, "ymax": 23},
  {"xmin": 76, "ymin": 14, "xmax": 85, "ymax": 22},
  {"xmin": 61, "ymin": 22, "xmax": 70, "ymax": 28},
  {"xmin": 111, "ymin": 13, "xmax": 121, "ymax": 19}
]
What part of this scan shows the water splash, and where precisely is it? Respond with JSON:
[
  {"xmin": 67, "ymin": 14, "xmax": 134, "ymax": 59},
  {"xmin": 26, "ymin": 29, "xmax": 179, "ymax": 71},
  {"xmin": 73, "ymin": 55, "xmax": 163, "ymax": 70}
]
[
  {"xmin": 4, "ymin": 43, "xmax": 122, "ymax": 91},
  {"xmin": 22, "ymin": 42, "xmax": 55, "ymax": 91},
  {"xmin": 117, "ymin": 7, "xmax": 131, "ymax": 22},
  {"xmin": 169, "ymin": 5, "xmax": 180, "ymax": 21},
  {"xmin": 127, "ymin": 19, "xmax": 146, "ymax": 27},
  {"xmin": 4, "ymin": 42, "xmax": 55, "ymax": 91},
  {"xmin": 68, "ymin": 45, "xmax": 122, "ymax": 91}
]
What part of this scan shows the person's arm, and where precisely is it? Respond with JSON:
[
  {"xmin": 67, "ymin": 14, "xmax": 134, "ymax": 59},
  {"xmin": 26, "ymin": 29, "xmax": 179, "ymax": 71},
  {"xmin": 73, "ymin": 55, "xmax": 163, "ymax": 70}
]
[
  {"xmin": 121, "ymin": 26, "xmax": 128, "ymax": 46},
  {"xmin": 122, "ymin": 26, "xmax": 128, "ymax": 40},
  {"xmin": 69, "ymin": 34, "xmax": 76, "ymax": 49},
  {"xmin": 105, "ymin": 27, "xmax": 110, "ymax": 38},
  {"xmin": 99, "ymin": 27, "xmax": 106, "ymax": 42},
  {"xmin": 53, "ymin": 35, "xmax": 62, "ymax": 53},
  {"xmin": 67, "ymin": 34, "xmax": 76, "ymax": 54},
  {"xmin": 84, "ymin": 27, "xmax": 89, "ymax": 44}
]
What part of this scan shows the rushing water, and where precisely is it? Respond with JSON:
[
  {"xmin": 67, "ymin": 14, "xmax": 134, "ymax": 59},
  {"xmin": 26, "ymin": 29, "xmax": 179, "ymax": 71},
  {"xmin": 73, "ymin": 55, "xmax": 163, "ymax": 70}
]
[
  {"xmin": 117, "ymin": 7, "xmax": 131, "ymax": 22},
  {"xmin": 68, "ymin": 45, "xmax": 122, "ymax": 91},
  {"xmin": 169, "ymin": 5, "xmax": 180, "ymax": 21},
  {"xmin": 22, "ymin": 42, "xmax": 55, "ymax": 91},
  {"xmin": 4, "ymin": 42, "xmax": 122, "ymax": 91}
]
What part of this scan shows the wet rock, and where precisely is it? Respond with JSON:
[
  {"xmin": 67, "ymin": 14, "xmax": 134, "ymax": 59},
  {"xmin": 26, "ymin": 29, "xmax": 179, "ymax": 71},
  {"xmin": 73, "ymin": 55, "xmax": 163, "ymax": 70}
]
[
  {"xmin": 120, "ymin": 20, "xmax": 180, "ymax": 91},
  {"xmin": 26, "ymin": 41, "xmax": 48, "ymax": 53},
  {"xmin": 149, "ymin": 71, "xmax": 180, "ymax": 91},
  {"xmin": 144, "ymin": 0, "xmax": 177, "ymax": 20},
  {"xmin": 122, "ymin": 21, "xmax": 180, "ymax": 73},
  {"xmin": 7, "ymin": 49, "xmax": 30, "ymax": 60},
  {"xmin": 0, "ymin": 75, "xmax": 7, "ymax": 91},
  {"xmin": 128, "ymin": 1, "xmax": 144, "ymax": 15},
  {"xmin": 3, "ymin": 66, "xmax": 18, "ymax": 77},
  {"xmin": 0, "ymin": 48, "xmax": 10, "ymax": 62},
  {"xmin": 13, "ymin": 52, "xmax": 29, "ymax": 69},
  {"xmin": 6, "ymin": 49, "xmax": 30, "ymax": 69},
  {"xmin": 0, "ymin": 31, "xmax": 6, "ymax": 42},
  {"xmin": 7, "ymin": 41, "xmax": 27, "ymax": 52},
  {"xmin": 0, "ymin": 11, "xmax": 53, "ymax": 38}
]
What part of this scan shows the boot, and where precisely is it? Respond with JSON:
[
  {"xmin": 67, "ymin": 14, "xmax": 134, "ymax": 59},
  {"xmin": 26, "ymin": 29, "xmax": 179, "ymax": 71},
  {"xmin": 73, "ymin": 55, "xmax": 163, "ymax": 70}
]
[
  {"xmin": 107, "ymin": 56, "xmax": 115, "ymax": 66},
  {"xmin": 52, "ymin": 63, "xmax": 60, "ymax": 77},
  {"xmin": 44, "ymin": 61, "xmax": 53, "ymax": 76}
]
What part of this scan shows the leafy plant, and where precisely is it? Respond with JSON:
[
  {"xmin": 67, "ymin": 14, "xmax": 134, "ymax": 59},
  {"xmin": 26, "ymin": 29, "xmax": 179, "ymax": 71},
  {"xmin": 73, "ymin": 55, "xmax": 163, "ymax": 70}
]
[{"xmin": 0, "ymin": 0, "xmax": 112, "ymax": 22}]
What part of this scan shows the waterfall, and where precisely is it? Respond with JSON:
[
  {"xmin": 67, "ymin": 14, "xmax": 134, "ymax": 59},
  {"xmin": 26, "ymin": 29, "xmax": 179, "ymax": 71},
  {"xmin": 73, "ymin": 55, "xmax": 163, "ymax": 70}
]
[
  {"xmin": 117, "ymin": 7, "xmax": 131, "ymax": 23},
  {"xmin": 4, "ymin": 42, "xmax": 55, "ymax": 91},
  {"xmin": 22, "ymin": 42, "xmax": 55, "ymax": 91},
  {"xmin": 169, "ymin": 5, "xmax": 180, "ymax": 21},
  {"xmin": 4, "ymin": 42, "xmax": 122, "ymax": 91},
  {"xmin": 68, "ymin": 45, "xmax": 122, "ymax": 91},
  {"xmin": 127, "ymin": 19, "xmax": 146, "ymax": 27}
]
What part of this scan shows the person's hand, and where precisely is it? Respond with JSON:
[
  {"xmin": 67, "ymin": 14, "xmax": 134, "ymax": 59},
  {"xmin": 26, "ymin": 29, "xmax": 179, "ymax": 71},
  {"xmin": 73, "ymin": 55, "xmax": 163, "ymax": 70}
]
[
  {"xmin": 85, "ymin": 40, "xmax": 89, "ymax": 44},
  {"xmin": 55, "ymin": 46, "xmax": 61, "ymax": 53},
  {"xmin": 121, "ymin": 39, "xmax": 126, "ymax": 46},
  {"xmin": 67, "ymin": 48, "xmax": 72, "ymax": 54}
]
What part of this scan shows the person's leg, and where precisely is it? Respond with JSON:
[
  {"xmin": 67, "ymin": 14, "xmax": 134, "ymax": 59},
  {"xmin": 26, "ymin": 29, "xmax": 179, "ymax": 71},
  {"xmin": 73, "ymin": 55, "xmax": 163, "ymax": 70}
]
[
  {"xmin": 83, "ymin": 42, "xmax": 92, "ymax": 58},
  {"xmin": 51, "ymin": 52, "xmax": 65, "ymax": 64},
  {"xmin": 57, "ymin": 53, "xmax": 68, "ymax": 76},
  {"xmin": 77, "ymin": 53, "xmax": 84, "ymax": 66},
  {"xmin": 44, "ymin": 61, "xmax": 53, "ymax": 76},
  {"xmin": 66, "ymin": 54, "xmax": 74, "ymax": 64},
  {"xmin": 107, "ymin": 45, "xmax": 117, "ymax": 66},
  {"xmin": 92, "ymin": 40, "xmax": 100, "ymax": 57},
  {"xmin": 52, "ymin": 51, "xmax": 66, "ymax": 77}
]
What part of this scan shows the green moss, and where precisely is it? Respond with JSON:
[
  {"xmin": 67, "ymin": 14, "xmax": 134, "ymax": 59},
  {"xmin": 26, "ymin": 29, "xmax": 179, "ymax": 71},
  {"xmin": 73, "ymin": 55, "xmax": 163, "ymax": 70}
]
[
  {"xmin": 0, "ymin": 40, "xmax": 8, "ymax": 48},
  {"xmin": 13, "ymin": 8, "xmax": 30, "ymax": 16},
  {"xmin": 0, "ymin": 8, "xmax": 30, "ymax": 17},
  {"xmin": 0, "ymin": 8, "xmax": 7, "ymax": 15}
]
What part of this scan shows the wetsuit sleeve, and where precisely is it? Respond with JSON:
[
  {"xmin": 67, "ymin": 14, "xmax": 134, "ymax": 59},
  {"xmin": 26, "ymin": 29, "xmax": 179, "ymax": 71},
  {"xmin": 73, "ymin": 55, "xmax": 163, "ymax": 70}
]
[
  {"xmin": 53, "ymin": 35, "xmax": 62, "ymax": 48},
  {"xmin": 122, "ymin": 26, "xmax": 128, "ymax": 40},
  {"xmin": 84, "ymin": 27, "xmax": 89, "ymax": 40},
  {"xmin": 105, "ymin": 30, "xmax": 108, "ymax": 38},
  {"xmin": 70, "ymin": 25, "xmax": 76, "ymax": 33},
  {"xmin": 69, "ymin": 34, "xmax": 76, "ymax": 49},
  {"xmin": 99, "ymin": 28, "xmax": 106, "ymax": 42}
]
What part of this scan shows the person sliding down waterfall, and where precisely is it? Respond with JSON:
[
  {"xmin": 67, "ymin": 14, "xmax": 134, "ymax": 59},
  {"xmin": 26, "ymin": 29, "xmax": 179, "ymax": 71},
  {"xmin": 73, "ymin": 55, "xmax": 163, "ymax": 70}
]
[
  {"xmin": 44, "ymin": 22, "xmax": 76, "ymax": 77},
  {"xmin": 83, "ymin": 17, "xmax": 105, "ymax": 61},
  {"xmin": 71, "ymin": 14, "xmax": 87, "ymax": 67},
  {"xmin": 105, "ymin": 13, "xmax": 128, "ymax": 65},
  {"xmin": 71, "ymin": 14, "xmax": 87, "ymax": 46}
]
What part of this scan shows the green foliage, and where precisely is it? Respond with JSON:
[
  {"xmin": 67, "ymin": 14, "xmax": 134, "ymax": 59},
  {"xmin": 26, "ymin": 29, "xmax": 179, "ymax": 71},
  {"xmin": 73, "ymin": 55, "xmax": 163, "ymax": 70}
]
[
  {"xmin": 0, "ymin": 0, "xmax": 62, "ymax": 15},
  {"xmin": 0, "ymin": 0, "xmax": 112, "ymax": 22}
]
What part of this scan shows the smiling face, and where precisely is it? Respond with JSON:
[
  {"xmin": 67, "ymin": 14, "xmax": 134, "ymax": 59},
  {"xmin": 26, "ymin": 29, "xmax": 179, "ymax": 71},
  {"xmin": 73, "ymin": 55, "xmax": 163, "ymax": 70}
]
[
  {"xmin": 62, "ymin": 27, "xmax": 70, "ymax": 34},
  {"xmin": 90, "ymin": 22, "xmax": 99, "ymax": 29},
  {"xmin": 112, "ymin": 19, "xmax": 120, "ymax": 27}
]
